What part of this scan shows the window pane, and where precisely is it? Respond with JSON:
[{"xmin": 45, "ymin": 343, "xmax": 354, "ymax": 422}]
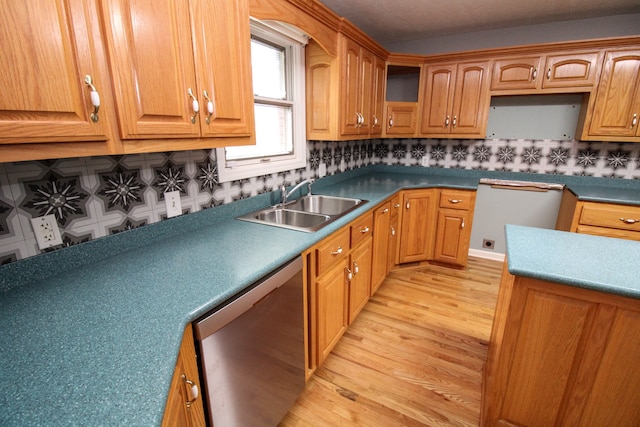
[
  {"xmin": 251, "ymin": 37, "xmax": 286, "ymax": 99},
  {"xmin": 225, "ymin": 103, "xmax": 293, "ymax": 161}
]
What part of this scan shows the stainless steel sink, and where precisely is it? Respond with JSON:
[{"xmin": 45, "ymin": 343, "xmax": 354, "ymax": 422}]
[
  {"xmin": 237, "ymin": 194, "xmax": 367, "ymax": 232},
  {"xmin": 285, "ymin": 194, "xmax": 363, "ymax": 216}
]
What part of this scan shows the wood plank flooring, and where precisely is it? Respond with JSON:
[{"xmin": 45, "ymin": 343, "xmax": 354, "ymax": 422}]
[{"xmin": 280, "ymin": 257, "xmax": 503, "ymax": 427}]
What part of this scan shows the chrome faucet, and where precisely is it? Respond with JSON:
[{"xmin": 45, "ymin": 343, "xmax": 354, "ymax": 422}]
[{"xmin": 281, "ymin": 178, "xmax": 314, "ymax": 206}]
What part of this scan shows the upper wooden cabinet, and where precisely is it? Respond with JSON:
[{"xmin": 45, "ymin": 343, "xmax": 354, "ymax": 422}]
[
  {"xmin": 491, "ymin": 51, "xmax": 603, "ymax": 93},
  {"xmin": 0, "ymin": 0, "xmax": 111, "ymax": 145},
  {"xmin": 578, "ymin": 48, "xmax": 640, "ymax": 142},
  {"xmin": 420, "ymin": 61, "xmax": 491, "ymax": 138},
  {"xmin": 306, "ymin": 32, "xmax": 387, "ymax": 141},
  {"xmin": 100, "ymin": 0, "xmax": 254, "ymax": 140}
]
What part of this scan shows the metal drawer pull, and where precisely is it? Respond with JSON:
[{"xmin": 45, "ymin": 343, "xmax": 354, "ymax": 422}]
[
  {"xmin": 532, "ymin": 68, "xmax": 538, "ymax": 81},
  {"xmin": 203, "ymin": 90, "xmax": 214, "ymax": 124},
  {"xmin": 461, "ymin": 219, "xmax": 465, "ymax": 228},
  {"xmin": 353, "ymin": 261, "xmax": 359, "ymax": 274},
  {"xmin": 382, "ymin": 208, "xmax": 389, "ymax": 213},
  {"xmin": 373, "ymin": 115, "xmax": 378, "ymax": 126},
  {"xmin": 84, "ymin": 75, "xmax": 100, "ymax": 123},
  {"xmin": 619, "ymin": 218, "xmax": 639, "ymax": 224},
  {"xmin": 187, "ymin": 88, "xmax": 200, "ymax": 124},
  {"xmin": 346, "ymin": 266, "xmax": 353, "ymax": 281},
  {"xmin": 394, "ymin": 203, "xmax": 400, "ymax": 209},
  {"xmin": 391, "ymin": 226, "xmax": 395, "ymax": 236},
  {"xmin": 445, "ymin": 115, "xmax": 450, "ymax": 126},
  {"xmin": 452, "ymin": 115, "xmax": 457, "ymax": 127},
  {"xmin": 330, "ymin": 247, "xmax": 343, "ymax": 256},
  {"xmin": 360, "ymin": 226, "xmax": 370, "ymax": 233},
  {"xmin": 448, "ymin": 199, "xmax": 462, "ymax": 204},
  {"xmin": 182, "ymin": 375, "xmax": 199, "ymax": 407},
  {"xmin": 632, "ymin": 113, "xmax": 638, "ymax": 128},
  {"xmin": 547, "ymin": 68, "xmax": 551, "ymax": 80},
  {"xmin": 388, "ymin": 116, "xmax": 394, "ymax": 128}
]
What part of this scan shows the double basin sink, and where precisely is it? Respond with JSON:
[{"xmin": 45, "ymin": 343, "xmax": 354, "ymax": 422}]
[{"xmin": 237, "ymin": 194, "xmax": 368, "ymax": 232}]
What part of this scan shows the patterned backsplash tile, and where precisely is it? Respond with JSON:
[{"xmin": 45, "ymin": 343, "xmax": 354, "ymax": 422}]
[{"xmin": 1, "ymin": 138, "xmax": 638, "ymax": 263}]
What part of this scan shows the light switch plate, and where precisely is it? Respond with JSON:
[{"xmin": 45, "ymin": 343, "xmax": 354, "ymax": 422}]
[
  {"xmin": 318, "ymin": 163, "xmax": 327, "ymax": 178},
  {"xmin": 31, "ymin": 214, "xmax": 63, "ymax": 250},
  {"xmin": 165, "ymin": 190, "xmax": 182, "ymax": 218}
]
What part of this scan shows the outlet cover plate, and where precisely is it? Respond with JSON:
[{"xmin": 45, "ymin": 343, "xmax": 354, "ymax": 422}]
[
  {"xmin": 31, "ymin": 214, "xmax": 63, "ymax": 250},
  {"xmin": 165, "ymin": 190, "xmax": 182, "ymax": 218}
]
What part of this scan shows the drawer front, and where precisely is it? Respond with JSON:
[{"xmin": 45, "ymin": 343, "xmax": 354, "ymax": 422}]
[
  {"xmin": 576, "ymin": 225, "xmax": 640, "ymax": 241},
  {"xmin": 350, "ymin": 213, "xmax": 373, "ymax": 248},
  {"xmin": 439, "ymin": 190, "xmax": 475, "ymax": 210},
  {"xmin": 316, "ymin": 228, "xmax": 350, "ymax": 273},
  {"xmin": 579, "ymin": 203, "xmax": 640, "ymax": 232}
]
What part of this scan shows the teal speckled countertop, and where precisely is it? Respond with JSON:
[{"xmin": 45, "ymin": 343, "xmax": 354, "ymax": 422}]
[
  {"xmin": 1, "ymin": 165, "xmax": 639, "ymax": 425},
  {"xmin": 505, "ymin": 224, "xmax": 640, "ymax": 298}
]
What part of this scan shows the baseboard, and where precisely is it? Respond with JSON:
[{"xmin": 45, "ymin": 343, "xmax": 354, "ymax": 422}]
[{"xmin": 469, "ymin": 248, "xmax": 505, "ymax": 262}]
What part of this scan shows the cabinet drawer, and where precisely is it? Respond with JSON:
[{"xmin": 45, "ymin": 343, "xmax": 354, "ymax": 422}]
[
  {"xmin": 576, "ymin": 225, "xmax": 640, "ymax": 241},
  {"xmin": 579, "ymin": 203, "xmax": 640, "ymax": 232},
  {"xmin": 350, "ymin": 213, "xmax": 373, "ymax": 248},
  {"xmin": 316, "ymin": 228, "xmax": 350, "ymax": 272},
  {"xmin": 439, "ymin": 190, "xmax": 474, "ymax": 210},
  {"xmin": 389, "ymin": 194, "xmax": 401, "ymax": 218}
]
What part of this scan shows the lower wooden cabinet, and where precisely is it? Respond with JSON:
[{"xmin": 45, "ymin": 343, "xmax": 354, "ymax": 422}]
[
  {"xmin": 483, "ymin": 264, "xmax": 640, "ymax": 426},
  {"xmin": 556, "ymin": 189, "xmax": 640, "ymax": 241},
  {"xmin": 162, "ymin": 323, "xmax": 206, "ymax": 427},
  {"xmin": 397, "ymin": 189, "xmax": 438, "ymax": 263},
  {"xmin": 371, "ymin": 201, "xmax": 391, "ymax": 294},
  {"xmin": 433, "ymin": 189, "xmax": 476, "ymax": 266}
]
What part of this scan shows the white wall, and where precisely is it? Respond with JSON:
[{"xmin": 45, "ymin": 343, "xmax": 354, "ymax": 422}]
[{"xmin": 385, "ymin": 13, "xmax": 640, "ymax": 54}]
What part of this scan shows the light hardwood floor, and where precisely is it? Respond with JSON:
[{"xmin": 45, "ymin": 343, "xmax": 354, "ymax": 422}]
[{"xmin": 281, "ymin": 257, "xmax": 503, "ymax": 427}]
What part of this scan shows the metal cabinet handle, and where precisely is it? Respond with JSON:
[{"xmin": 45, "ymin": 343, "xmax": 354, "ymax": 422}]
[
  {"xmin": 203, "ymin": 90, "xmax": 214, "ymax": 124},
  {"xmin": 373, "ymin": 115, "xmax": 378, "ymax": 126},
  {"xmin": 330, "ymin": 247, "xmax": 343, "ymax": 256},
  {"xmin": 382, "ymin": 208, "xmax": 389, "ymax": 213},
  {"xmin": 406, "ymin": 202, "xmax": 410, "ymax": 209},
  {"xmin": 546, "ymin": 68, "xmax": 551, "ymax": 80},
  {"xmin": 182, "ymin": 375, "xmax": 199, "ymax": 408},
  {"xmin": 448, "ymin": 199, "xmax": 462, "ymax": 204},
  {"xmin": 391, "ymin": 226, "xmax": 396, "ymax": 236},
  {"xmin": 532, "ymin": 68, "xmax": 538, "ymax": 81},
  {"xmin": 452, "ymin": 115, "xmax": 457, "ymax": 128},
  {"xmin": 619, "ymin": 218, "xmax": 639, "ymax": 224},
  {"xmin": 353, "ymin": 261, "xmax": 359, "ymax": 274},
  {"xmin": 632, "ymin": 113, "xmax": 638, "ymax": 128},
  {"xmin": 346, "ymin": 266, "xmax": 353, "ymax": 281},
  {"xmin": 360, "ymin": 226, "xmax": 370, "ymax": 234},
  {"xmin": 394, "ymin": 203, "xmax": 400, "ymax": 209},
  {"xmin": 187, "ymin": 88, "xmax": 199, "ymax": 124},
  {"xmin": 461, "ymin": 219, "xmax": 465, "ymax": 228},
  {"xmin": 445, "ymin": 115, "xmax": 450, "ymax": 127},
  {"xmin": 388, "ymin": 115, "xmax": 394, "ymax": 128},
  {"xmin": 84, "ymin": 75, "xmax": 100, "ymax": 123}
]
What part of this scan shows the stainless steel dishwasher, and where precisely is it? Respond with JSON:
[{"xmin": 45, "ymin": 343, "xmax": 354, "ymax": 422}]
[{"xmin": 194, "ymin": 256, "xmax": 305, "ymax": 427}]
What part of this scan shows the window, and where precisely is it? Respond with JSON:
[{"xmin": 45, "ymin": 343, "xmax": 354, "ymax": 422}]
[{"xmin": 216, "ymin": 19, "xmax": 308, "ymax": 182}]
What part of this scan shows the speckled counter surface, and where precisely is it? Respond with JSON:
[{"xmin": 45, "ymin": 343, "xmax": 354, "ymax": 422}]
[
  {"xmin": 1, "ymin": 165, "xmax": 639, "ymax": 426},
  {"xmin": 505, "ymin": 224, "xmax": 640, "ymax": 299}
]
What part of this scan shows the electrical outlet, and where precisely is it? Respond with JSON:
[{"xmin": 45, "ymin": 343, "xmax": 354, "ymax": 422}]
[
  {"xmin": 165, "ymin": 190, "xmax": 182, "ymax": 218},
  {"xmin": 421, "ymin": 156, "xmax": 429, "ymax": 167},
  {"xmin": 31, "ymin": 214, "xmax": 63, "ymax": 250},
  {"xmin": 318, "ymin": 163, "xmax": 327, "ymax": 178},
  {"xmin": 482, "ymin": 239, "xmax": 495, "ymax": 250}
]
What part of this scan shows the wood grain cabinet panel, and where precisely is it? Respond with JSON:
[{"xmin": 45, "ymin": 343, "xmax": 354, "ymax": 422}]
[
  {"xmin": 579, "ymin": 48, "xmax": 640, "ymax": 141},
  {"xmin": 371, "ymin": 201, "xmax": 391, "ymax": 295},
  {"xmin": 0, "ymin": 0, "xmax": 111, "ymax": 144},
  {"xmin": 397, "ymin": 189, "xmax": 437, "ymax": 263},
  {"xmin": 420, "ymin": 61, "xmax": 490, "ymax": 138},
  {"xmin": 101, "ymin": 0, "xmax": 254, "ymax": 140}
]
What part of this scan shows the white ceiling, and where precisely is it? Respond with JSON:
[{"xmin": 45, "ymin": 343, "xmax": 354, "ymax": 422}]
[{"xmin": 317, "ymin": 0, "xmax": 640, "ymax": 45}]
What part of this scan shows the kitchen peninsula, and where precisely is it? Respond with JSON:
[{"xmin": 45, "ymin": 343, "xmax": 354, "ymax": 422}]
[{"xmin": 1, "ymin": 165, "xmax": 640, "ymax": 425}]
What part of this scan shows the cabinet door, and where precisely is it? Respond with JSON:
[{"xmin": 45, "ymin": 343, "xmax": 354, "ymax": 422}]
[
  {"xmin": 191, "ymin": 0, "xmax": 254, "ymax": 137},
  {"xmin": 433, "ymin": 208, "xmax": 471, "ymax": 266},
  {"xmin": 101, "ymin": 0, "xmax": 200, "ymax": 139},
  {"xmin": 370, "ymin": 56, "xmax": 386, "ymax": 136},
  {"xmin": 387, "ymin": 208, "xmax": 399, "ymax": 273},
  {"xmin": 588, "ymin": 50, "xmax": 640, "ymax": 138},
  {"xmin": 491, "ymin": 56, "xmax": 543, "ymax": 90},
  {"xmin": 358, "ymin": 48, "xmax": 374, "ymax": 135},
  {"xmin": 450, "ymin": 61, "xmax": 490, "ymax": 136},
  {"xmin": 542, "ymin": 51, "xmax": 602, "ymax": 89},
  {"xmin": 348, "ymin": 239, "xmax": 372, "ymax": 323},
  {"xmin": 398, "ymin": 190, "xmax": 437, "ymax": 263},
  {"xmin": 316, "ymin": 259, "xmax": 349, "ymax": 365},
  {"xmin": 371, "ymin": 202, "xmax": 391, "ymax": 293},
  {"xmin": 340, "ymin": 37, "xmax": 362, "ymax": 136},
  {"xmin": 386, "ymin": 102, "xmax": 418, "ymax": 135},
  {"xmin": 0, "ymin": 0, "xmax": 110, "ymax": 142},
  {"xmin": 420, "ymin": 63, "xmax": 456, "ymax": 134}
]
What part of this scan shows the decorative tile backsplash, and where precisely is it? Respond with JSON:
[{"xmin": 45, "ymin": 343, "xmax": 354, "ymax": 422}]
[{"xmin": 1, "ymin": 138, "xmax": 639, "ymax": 263}]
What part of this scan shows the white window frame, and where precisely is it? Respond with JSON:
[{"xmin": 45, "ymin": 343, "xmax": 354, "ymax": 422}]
[{"xmin": 216, "ymin": 19, "xmax": 308, "ymax": 183}]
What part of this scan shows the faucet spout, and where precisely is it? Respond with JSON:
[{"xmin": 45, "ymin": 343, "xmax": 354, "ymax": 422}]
[{"xmin": 281, "ymin": 178, "xmax": 315, "ymax": 206}]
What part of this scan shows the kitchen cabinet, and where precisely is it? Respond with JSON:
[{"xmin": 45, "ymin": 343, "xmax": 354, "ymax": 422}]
[
  {"xmin": 433, "ymin": 189, "xmax": 476, "ymax": 267},
  {"xmin": 397, "ymin": 189, "xmax": 438, "ymax": 263},
  {"xmin": 385, "ymin": 102, "xmax": 419, "ymax": 136},
  {"xmin": 419, "ymin": 60, "xmax": 491, "ymax": 138},
  {"xmin": 483, "ymin": 264, "xmax": 640, "ymax": 426},
  {"xmin": 348, "ymin": 215, "xmax": 373, "ymax": 322},
  {"xmin": 371, "ymin": 201, "xmax": 391, "ymax": 294},
  {"xmin": 100, "ymin": 0, "xmax": 254, "ymax": 141},
  {"xmin": 387, "ymin": 194, "xmax": 401, "ymax": 272},
  {"xmin": 555, "ymin": 190, "xmax": 640, "ymax": 241},
  {"xmin": 162, "ymin": 323, "xmax": 206, "ymax": 427},
  {"xmin": 490, "ymin": 51, "xmax": 603, "ymax": 92},
  {"xmin": 578, "ymin": 48, "xmax": 640, "ymax": 142},
  {"xmin": 0, "ymin": 0, "xmax": 119, "ymax": 161},
  {"xmin": 305, "ymin": 30, "xmax": 387, "ymax": 140}
]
